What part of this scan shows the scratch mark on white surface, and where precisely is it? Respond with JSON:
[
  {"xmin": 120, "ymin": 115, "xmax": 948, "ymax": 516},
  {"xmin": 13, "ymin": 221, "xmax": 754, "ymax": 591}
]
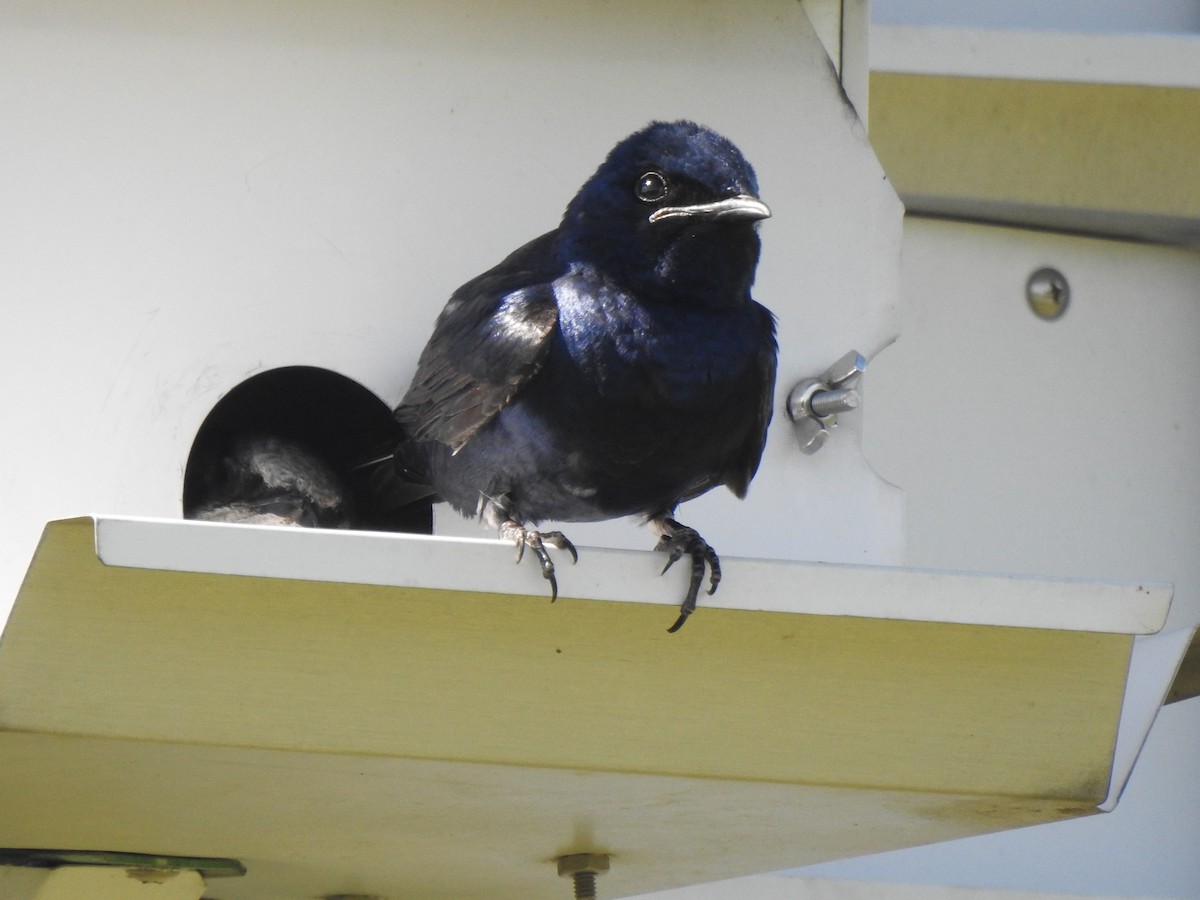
[
  {"xmin": 314, "ymin": 230, "xmax": 349, "ymax": 263},
  {"xmin": 97, "ymin": 307, "xmax": 161, "ymax": 426}
]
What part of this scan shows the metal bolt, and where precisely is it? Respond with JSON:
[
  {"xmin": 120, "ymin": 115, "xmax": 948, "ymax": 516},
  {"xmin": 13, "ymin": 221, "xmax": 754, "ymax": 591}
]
[
  {"xmin": 1026, "ymin": 267, "xmax": 1069, "ymax": 320},
  {"xmin": 557, "ymin": 853, "xmax": 609, "ymax": 900},
  {"xmin": 809, "ymin": 386, "xmax": 860, "ymax": 418},
  {"xmin": 786, "ymin": 350, "xmax": 866, "ymax": 455}
]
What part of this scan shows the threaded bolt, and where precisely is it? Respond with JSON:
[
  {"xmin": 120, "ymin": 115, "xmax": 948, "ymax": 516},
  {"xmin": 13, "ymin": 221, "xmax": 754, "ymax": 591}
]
[
  {"xmin": 572, "ymin": 870, "xmax": 596, "ymax": 900},
  {"xmin": 557, "ymin": 853, "xmax": 609, "ymax": 900}
]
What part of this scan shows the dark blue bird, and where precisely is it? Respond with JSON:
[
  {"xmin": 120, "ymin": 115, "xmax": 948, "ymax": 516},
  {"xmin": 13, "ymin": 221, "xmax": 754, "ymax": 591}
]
[{"xmin": 393, "ymin": 120, "xmax": 777, "ymax": 631}]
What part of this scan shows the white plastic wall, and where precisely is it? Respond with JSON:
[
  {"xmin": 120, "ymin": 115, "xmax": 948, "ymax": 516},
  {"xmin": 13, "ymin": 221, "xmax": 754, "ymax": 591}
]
[
  {"xmin": 0, "ymin": 1, "xmax": 904, "ymax": 628},
  {"xmin": 872, "ymin": 0, "xmax": 1200, "ymax": 33},
  {"xmin": 806, "ymin": 219, "xmax": 1200, "ymax": 898},
  {"xmin": 3, "ymin": 3, "xmax": 1194, "ymax": 899}
]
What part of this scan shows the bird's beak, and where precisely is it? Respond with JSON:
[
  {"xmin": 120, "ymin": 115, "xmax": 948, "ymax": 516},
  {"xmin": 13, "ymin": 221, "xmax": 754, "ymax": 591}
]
[{"xmin": 647, "ymin": 194, "xmax": 771, "ymax": 224}]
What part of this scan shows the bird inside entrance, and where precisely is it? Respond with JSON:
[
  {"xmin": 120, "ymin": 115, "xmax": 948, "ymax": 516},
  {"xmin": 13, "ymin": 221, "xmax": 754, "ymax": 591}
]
[{"xmin": 183, "ymin": 366, "xmax": 432, "ymax": 535}]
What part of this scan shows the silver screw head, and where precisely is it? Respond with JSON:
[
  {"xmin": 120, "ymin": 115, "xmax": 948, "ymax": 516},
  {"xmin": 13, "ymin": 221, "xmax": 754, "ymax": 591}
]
[{"xmin": 1026, "ymin": 267, "xmax": 1069, "ymax": 320}]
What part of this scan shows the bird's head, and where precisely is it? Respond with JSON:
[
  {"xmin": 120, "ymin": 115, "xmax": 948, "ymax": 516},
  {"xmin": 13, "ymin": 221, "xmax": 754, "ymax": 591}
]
[{"xmin": 560, "ymin": 120, "xmax": 770, "ymax": 308}]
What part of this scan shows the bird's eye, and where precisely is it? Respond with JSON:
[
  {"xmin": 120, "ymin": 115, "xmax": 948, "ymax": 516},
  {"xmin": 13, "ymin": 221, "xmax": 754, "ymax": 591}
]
[{"xmin": 635, "ymin": 171, "xmax": 668, "ymax": 203}]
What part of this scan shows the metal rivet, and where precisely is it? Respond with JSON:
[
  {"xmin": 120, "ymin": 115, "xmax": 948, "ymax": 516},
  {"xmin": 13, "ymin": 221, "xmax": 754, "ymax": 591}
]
[{"xmin": 1026, "ymin": 267, "xmax": 1069, "ymax": 320}]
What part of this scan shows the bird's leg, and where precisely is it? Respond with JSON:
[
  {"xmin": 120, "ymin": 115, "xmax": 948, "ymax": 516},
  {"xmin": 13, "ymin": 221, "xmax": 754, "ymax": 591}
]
[
  {"xmin": 498, "ymin": 522, "xmax": 578, "ymax": 602},
  {"xmin": 649, "ymin": 516, "xmax": 721, "ymax": 632},
  {"xmin": 490, "ymin": 506, "xmax": 578, "ymax": 602}
]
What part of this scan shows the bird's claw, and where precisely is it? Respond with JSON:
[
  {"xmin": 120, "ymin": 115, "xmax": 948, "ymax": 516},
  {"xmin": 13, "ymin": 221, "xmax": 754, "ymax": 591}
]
[
  {"xmin": 499, "ymin": 521, "xmax": 577, "ymax": 602},
  {"xmin": 653, "ymin": 519, "xmax": 721, "ymax": 632}
]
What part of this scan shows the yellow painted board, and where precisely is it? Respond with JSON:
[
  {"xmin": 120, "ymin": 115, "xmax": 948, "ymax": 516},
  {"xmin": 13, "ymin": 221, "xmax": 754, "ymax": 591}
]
[
  {"xmin": 868, "ymin": 73, "xmax": 1200, "ymax": 242},
  {"xmin": 0, "ymin": 517, "xmax": 1148, "ymax": 897},
  {"xmin": 1, "ymin": 518, "xmax": 1133, "ymax": 799},
  {"xmin": 30, "ymin": 867, "xmax": 206, "ymax": 900},
  {"xmin": 1166, "ymin": 627, "xmax": 1200, "ymax": 704},
  {"xmin": 0, "ymin": 513, "xmax": 1137, "ymax": 801},
  {"xmin": 0, "ymin": 731, "xmax": 1100, "ymax": 900}
]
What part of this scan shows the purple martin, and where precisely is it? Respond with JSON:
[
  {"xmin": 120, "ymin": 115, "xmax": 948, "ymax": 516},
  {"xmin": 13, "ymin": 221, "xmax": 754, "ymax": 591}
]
[{"xmin": 393, "ymin": 120, "xmax": 777, "ymax": 630}]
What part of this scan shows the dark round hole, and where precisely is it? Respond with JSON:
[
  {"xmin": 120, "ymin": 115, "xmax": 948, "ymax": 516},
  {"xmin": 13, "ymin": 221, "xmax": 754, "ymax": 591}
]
[{"xmin": 183, "ymin": 366, "xmax": 431, "ymax": 534}]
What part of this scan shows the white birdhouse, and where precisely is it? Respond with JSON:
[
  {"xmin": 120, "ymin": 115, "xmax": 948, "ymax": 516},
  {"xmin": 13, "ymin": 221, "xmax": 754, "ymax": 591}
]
[{"xmin": 0, "ymin": 3, "xmax": 1184, "ymax": 899}]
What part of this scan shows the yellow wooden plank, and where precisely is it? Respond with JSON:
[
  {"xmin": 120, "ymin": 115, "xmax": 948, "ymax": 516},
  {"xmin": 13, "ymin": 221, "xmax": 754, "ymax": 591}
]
[
  {"xmin": 32, "ymin": 868, "xmax": 205, "ymax": 900},
  {"xmin": 868, "ymin": 73, "xmax": 1200, "ymax": 241},
  {"xmin": 1165, "ymin": 627, "xmax": 1200, "ymax": 704},
  {"xmin": 0, "ymin": 518, "xmax": 1130, "ymax": 802},
  {"xmin": 0, "ymin": 732, "xmax": 1100, "ymax": 900}
]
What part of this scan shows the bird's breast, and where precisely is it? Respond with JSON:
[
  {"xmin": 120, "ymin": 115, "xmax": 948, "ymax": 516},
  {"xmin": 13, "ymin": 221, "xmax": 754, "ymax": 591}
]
[{"xmin": 553, "ymin": 269, "xmax": 757, "ymax": 408}]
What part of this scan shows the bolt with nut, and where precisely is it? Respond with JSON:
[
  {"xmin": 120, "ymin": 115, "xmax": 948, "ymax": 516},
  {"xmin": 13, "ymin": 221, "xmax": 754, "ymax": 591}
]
[
  {"xmin": 786, "ymin": 350, "xmax": 866, "ymax": 454},
  {"xmin": 556, "ymin": 853, "xmax": 610, "ymax": 900}
]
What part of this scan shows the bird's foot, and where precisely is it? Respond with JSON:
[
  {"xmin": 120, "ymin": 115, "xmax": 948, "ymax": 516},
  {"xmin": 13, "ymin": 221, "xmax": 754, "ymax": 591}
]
[
  {"xmin": 651, "ymin": 517, "xmax": 721, "ymax": 633},
  {"xmin": 498, "ymin": 520, "xmax": 578, "ymax": 602}
]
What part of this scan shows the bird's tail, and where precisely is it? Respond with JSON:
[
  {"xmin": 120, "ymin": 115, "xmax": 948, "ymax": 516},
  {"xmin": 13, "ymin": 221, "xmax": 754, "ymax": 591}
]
[{"xmin": 345, "ymin": 438, "xmax": 437, "ymax": 533}]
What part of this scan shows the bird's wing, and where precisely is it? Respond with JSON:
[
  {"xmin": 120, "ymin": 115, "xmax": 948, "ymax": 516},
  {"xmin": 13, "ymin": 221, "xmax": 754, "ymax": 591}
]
[
  {"xmin": 723, "ymin": 304, "xmax": 778, "ymax": 499},
  {"xmin": 395, "ymin": 232, "xmax": 562, "ymax": 452}
]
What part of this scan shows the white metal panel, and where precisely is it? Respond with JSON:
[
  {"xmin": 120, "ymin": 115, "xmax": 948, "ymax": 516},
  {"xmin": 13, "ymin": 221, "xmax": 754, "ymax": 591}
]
[
  {"xmin": 872, "ymin": 1, "xmax": 1200, "ymax": 36},
  {"xmin": 94, "ymin": 516, "xmax": 1171, "ymax": 632},
  {"xmin": 864, "ymin": 220, "xmax": 1200, "ymax": 632},
  {"xmin": 1100, "ymin": 626, "xmax": 1198, "ymax": 811},
  {"xmin": 808, "ymin": 218, "xmax": 1200, "ymax": 898},
  {"xmin": 630, "ymin": 873, "xmax": 1159, "ymax": 900},
  {"xmin": 0, "ymin": 0, "xmax": 903, "ymax": 630},
  {"xmin": 872, "ymin": 24, "xmax": 1200, "ymax": 88}
]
